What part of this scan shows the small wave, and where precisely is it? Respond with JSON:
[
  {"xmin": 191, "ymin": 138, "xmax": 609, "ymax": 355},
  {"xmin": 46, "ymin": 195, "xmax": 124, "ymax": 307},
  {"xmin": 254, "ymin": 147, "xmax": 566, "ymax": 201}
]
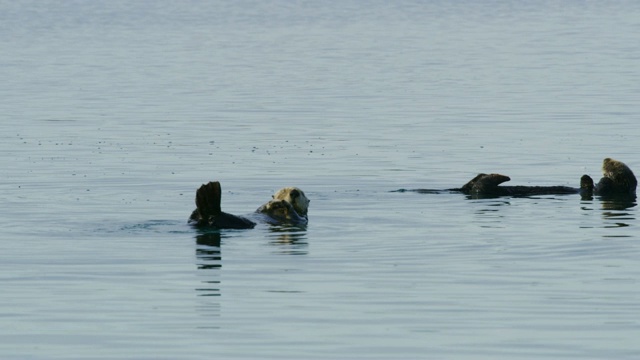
[{"xmin": 119, "ymin": 219, "xmax": 189, "ymax": 234}]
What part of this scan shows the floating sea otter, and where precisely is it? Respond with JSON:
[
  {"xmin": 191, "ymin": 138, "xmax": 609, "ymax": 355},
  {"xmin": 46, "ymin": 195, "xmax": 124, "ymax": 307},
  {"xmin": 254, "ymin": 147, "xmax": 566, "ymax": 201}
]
[
  {"xmin": 582, "ymin": 157, "xmax": 637, "ymax": 197},
  {"xmin": 397, "ymin": 158, "xmax": 636, "ymax": 199},
  {"xmin": 189, "ymin": 181, "xmax": 309, "ymax": 229}
]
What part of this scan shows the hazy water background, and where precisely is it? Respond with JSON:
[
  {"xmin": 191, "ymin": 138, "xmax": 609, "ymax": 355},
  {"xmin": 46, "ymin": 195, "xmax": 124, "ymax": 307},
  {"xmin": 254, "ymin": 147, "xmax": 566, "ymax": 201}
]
[{"xmin": 2, "ymin": 1, "xmax": 640, "ymax": 359}]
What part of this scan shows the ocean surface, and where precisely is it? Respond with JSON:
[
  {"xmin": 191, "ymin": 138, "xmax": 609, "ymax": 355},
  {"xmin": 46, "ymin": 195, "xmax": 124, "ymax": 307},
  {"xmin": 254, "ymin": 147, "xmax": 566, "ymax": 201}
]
[{"xmin": 2, "ymin": 1, "xmax": 640, "ymax": 359}]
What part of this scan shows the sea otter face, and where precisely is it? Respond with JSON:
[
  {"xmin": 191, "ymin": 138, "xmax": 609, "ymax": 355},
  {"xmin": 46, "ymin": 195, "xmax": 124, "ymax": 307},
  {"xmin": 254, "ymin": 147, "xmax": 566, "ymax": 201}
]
[
  {"xmin": 258, "ymin": 200, "xmax": 294, "ymax": 221},
  {"xmin": 272, "ymin": 187, "xmax": 310, "ymax": 216}
]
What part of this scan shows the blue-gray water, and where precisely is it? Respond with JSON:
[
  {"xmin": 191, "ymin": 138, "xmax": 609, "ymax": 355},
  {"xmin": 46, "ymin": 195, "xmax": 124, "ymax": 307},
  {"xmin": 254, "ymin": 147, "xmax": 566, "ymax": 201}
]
[{"xmin": 2, "ymin": 1, "xmax": 640, "ymax": 359}]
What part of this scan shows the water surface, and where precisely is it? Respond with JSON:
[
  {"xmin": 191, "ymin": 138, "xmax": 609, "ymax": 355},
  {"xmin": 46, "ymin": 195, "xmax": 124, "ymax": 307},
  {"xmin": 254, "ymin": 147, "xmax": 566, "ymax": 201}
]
[{"xmin": 1, "ymin": 1, "xmax": 640, "ymax": 359}]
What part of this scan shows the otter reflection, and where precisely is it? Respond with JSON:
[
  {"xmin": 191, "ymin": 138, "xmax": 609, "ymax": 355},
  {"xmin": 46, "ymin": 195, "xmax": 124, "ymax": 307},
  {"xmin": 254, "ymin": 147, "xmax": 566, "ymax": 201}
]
[
  {"xmin": 591, "ymin": 194, "xmax": 636, "ymax": 228},
  {"xmin": 196, "ymin": 232, "xmax": 222, "ymax": 270},
  {"xmin": 194, "ymin": 225, "xmax": 308, "ymax": 273},
  {"xmin": 597, "ymin": 195, "xmax": 637, "ymax": 212},
  {"xmin": 194, "ymin": 232, "xmax": 222, "ymax": 302},
  {"xmin": 580, "ymin": 192, "xmax": 637, "ymax": 232},
  {"xmin": 266, "ymin": 224, "xmax": 309, "ymax": 255}
]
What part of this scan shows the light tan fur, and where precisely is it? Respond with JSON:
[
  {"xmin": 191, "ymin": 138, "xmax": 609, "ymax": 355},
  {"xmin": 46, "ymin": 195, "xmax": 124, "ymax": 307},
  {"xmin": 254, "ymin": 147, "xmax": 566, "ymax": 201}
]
[{"xmin": 272, "ymin": 187, "xmax": 310, "ymax": 216}]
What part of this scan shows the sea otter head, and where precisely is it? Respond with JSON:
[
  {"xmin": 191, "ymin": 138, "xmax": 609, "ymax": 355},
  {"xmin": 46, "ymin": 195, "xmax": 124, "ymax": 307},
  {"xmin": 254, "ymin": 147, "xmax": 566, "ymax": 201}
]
[
  {"xmin": 256, "ymin": 199, "xmax": 308, "ymax": 224},
  {"xmin": 601, "ymin": 157, "xmax": 637, "ymax": 194},
  {"xmin": 259, "ymin": 200, "xmax": 295, "ymax": 222},
  {"xmin": 273, "ymin": 187, "xmax": 310, "ymax": 217}
]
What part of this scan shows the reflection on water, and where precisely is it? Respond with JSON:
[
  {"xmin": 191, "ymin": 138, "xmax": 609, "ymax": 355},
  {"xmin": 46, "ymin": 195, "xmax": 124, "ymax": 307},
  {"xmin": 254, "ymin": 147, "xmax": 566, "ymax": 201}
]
[
  {"xmin": 195, "ymin": 232, "xmax": 222, "ymax": 270},
  {"xmin": 470, "ymin": 194, "xmax": 637, "ymax": 235},
  {"xmin": 599, "ymin": 195, "xmax": 637, "ymax": 212},
  {"xmin": 194, "ymin": 232, "xmax": 222, "ymax": 323},
  {"xmin": 195, "ymin": 232, "xmax": 222, "ymax": 301},
  {"xmin": 266, "ymin": 225, "xmax": 308, "ymax": 255},
  {"xmin": 193, "ymin": 226, "xmax": 307, "ymax": 298},
  {"xmin": 580, "ymin": 195, "xmax": 637, "ymax": 233},
  {"xmin": 471, "ymin": 198, "xmax": 510, "ymax": 228},
  {"xmin": 600, "ymin": 196, "xmax": 636, "ymax": 232}
]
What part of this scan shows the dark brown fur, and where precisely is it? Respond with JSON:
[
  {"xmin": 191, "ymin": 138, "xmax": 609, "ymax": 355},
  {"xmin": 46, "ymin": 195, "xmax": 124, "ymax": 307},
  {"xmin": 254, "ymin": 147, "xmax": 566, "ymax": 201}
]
[
  {"xmin": 189, "ymin": 182, "xmax": 309, "ymax": 229},
  {"xmin": 397, "ymin": 158, "xmax": 635, "ymax": 199},
  {"xmin": 189, "ymin": 182, "xmax": 256, "ymax": 229},
  {"xmin": 580, "ymin": 158, "xmax": 637, "ymax": 197},
  {"xmin": 458, "ymin": 173, "xmax": 578, "ymax": 198},
  {"xmin": 599, "ymin": 158, "xmax": 637, "ymax": 195}
]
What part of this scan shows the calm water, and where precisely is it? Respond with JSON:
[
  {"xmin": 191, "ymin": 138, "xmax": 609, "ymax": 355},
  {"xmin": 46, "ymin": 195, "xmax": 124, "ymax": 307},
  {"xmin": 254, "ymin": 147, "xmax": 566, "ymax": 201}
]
[{"xmin": 2, "ymin": 1, "xmax": 640, "ymax": 359}]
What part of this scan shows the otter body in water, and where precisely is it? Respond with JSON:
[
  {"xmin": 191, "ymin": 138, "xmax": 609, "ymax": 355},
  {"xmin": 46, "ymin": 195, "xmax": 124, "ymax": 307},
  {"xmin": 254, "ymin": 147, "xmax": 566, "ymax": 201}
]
[
  {"xmin": 582, "ymin": 158, "xmax": 637, "ymax": 197},
  {"xmin": 188, "ymin": 182, "xmax": 256, "ymax": 229},
  {"xmin": 397, "ymin": 173, "xmax": 587, "ymax": 198},
  {"xmin": 456, "ymin": 173, "xmax": 584, "ymax": 198},
  {"xmin": 189, "ymin": 181, "xmax": 309, "ymax": 229},
  {"xmin": 396, "ymin": 158, "xmax": 636, "ymax": 199}
]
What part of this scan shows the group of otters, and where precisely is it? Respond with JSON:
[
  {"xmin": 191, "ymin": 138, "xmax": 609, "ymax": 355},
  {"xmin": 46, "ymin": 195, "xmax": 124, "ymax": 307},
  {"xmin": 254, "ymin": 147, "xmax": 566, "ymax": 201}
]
[{"xmin": 189, "ymin": 157, "xmax": 637, "ymax": 230}]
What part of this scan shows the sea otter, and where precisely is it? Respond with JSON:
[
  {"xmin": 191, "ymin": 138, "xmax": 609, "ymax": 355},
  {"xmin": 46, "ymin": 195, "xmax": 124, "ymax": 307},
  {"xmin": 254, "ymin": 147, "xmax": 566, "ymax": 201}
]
[
  {"xmin": 189, "ymin": 181, "xmax": 309, "ymax": 229},
  {"xmin": 396, "ymin": 158, "xmax": 636, "ymax": 199},
  {"xmin": 581, "ymin": 157, "xmax": 637, "ymax": 197},
  {"xmin": 395, "ymin": 172, "xmax": 586, "ymax": 198}
]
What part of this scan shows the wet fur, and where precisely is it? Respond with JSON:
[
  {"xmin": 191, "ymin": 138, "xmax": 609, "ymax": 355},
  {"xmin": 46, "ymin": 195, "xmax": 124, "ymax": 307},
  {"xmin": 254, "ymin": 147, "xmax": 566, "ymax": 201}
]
[
  {"xmin": 272, "ymin": 187, "xmax": 310, "ymax": 217},
  {"xmin": 458, "ymin": 173, "xmax": 579, "ymax": 197},
  {"xmin": 397, "ymin": 158, "xmax": 635, "ymax": 199},
  {"xmin": 255, "ymin": 199, "xmax": 308, "ymax": 224},
  {"xmin": 189, "ymin": 182, "xmax": 309, "ymax": 229},
  {"xmin": 189, "ymin": 182, "xmax": 256, "ymax": 229}
]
